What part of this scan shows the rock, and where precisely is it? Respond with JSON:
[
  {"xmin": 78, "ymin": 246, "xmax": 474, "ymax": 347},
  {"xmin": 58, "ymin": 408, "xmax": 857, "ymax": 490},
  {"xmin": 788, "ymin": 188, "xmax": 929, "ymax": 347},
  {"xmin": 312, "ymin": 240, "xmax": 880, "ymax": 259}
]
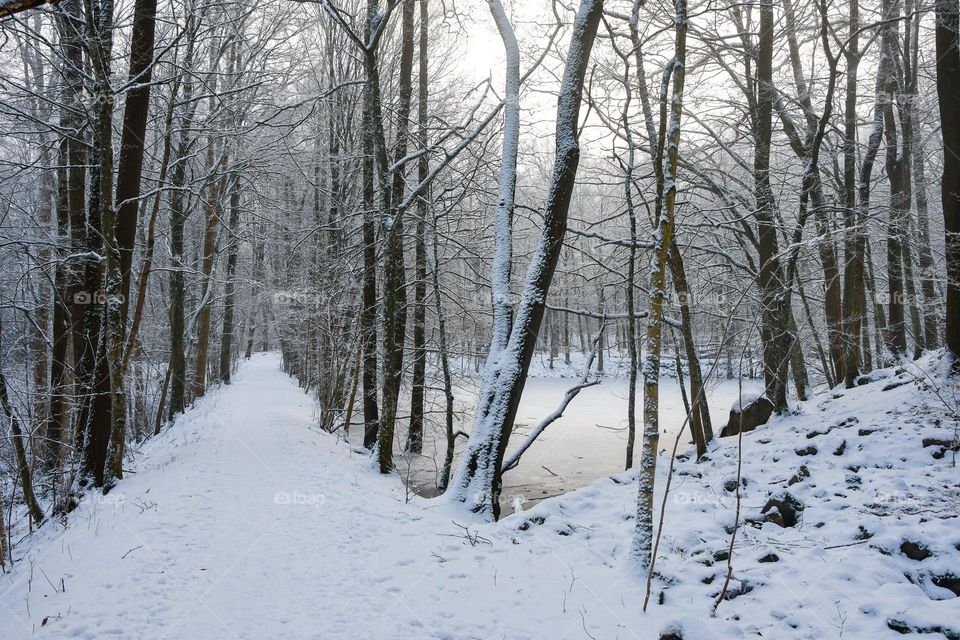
[
  {"xmin": 882, "ymin": 379, "xmax": 911, "ymax": 392},
  {"xmin": 714, "ymin": 580, "xmax": 753, "ymax": 601},
  {"xmin": 761, "ymin": 492, "xmax": 805, "ymax": 528},
  {"xmin": 900, "ymin": 540, "xmax": 932, "ymax": 561},
  {"xmin": 922, "ymin": 437, "xmax": 954, "ymax": 448},
  {"xmin": 887, "ymin": 619, "xmax": 960, "ymax": 640},
  {"xmin": 720, "ymin": 395, "xmax": 774, "ymax": 437},
  {"xmin": 833, "ymin": 440, "xmax": 847, "ymax": 456},
  {"xmin": 723, "ymin": 477, "xmax": 746, "ymax": 492},
  {"xmin": 787, "ymin": 465, "xmax": 810, "ymax": 486},
  {"xmin": 932, "ymin": 573, "xmax": 960, "ymax": 598},
  {"xmin": 795, "ymin": 445, "xmax": 818, "ymax": 456},
  {"xmin": 922, "ymin": 437, "xmax": 959, "ymax": 459},
  {"xmin": 758, "ymin": 552, "xmax": 779, "ymax": 563}
]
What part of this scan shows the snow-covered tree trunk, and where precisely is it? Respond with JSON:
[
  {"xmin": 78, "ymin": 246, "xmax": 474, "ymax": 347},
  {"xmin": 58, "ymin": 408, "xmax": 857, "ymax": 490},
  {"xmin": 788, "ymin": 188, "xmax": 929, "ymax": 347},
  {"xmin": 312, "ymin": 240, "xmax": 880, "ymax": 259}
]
[
  {"xmin": 449, "ymin": 0, "xmax": 604, "ymax": 520},
  {"xmin": 633, "ymin": 0, "xmax": 686, "ymax": 567},
  {"xmin": 486, "ymin": 0, "xmax": 520, "ymax": 358}
]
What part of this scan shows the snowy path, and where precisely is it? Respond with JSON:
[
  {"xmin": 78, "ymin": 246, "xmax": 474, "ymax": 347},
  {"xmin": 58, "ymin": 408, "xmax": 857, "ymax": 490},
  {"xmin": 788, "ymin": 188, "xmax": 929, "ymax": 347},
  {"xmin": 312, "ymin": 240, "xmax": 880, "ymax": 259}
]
[{"xmin": 0, "ymin": 354, "xmax": 647, "ymax": 640}]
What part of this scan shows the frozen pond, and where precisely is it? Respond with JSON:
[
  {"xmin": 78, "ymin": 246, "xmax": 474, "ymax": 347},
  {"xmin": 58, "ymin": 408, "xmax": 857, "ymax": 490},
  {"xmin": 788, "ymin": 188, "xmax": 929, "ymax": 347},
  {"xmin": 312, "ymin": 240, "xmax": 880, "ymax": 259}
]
[{"xmin": 357, "ymin": 355, "xmax": 761, "ymax": 511}]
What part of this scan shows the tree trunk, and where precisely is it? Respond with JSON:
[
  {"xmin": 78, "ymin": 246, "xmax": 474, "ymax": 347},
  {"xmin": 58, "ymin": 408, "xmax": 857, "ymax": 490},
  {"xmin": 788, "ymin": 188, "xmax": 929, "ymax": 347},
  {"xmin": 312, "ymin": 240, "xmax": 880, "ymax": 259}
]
[
  {"xmin": 407, "ymin": 0, "xmax": 429, "ymax": 455},
  {"xmin": 114, "ymin": 0, "xmax": 158, "ymax": 328},
  {"xmin": 487, "ymin": 0, "xmax": 519, "ymax": 357},
  {"xmin": 936, "ymin": 0, "xmax": 960, "ymax": 360},
  {"xmin": 781, "ymin": 0, "xmax": 844, "ymax": 383},
  {"xmin": 193, "ymin": 152, "xmax": 225, "ymax": 399},
  {"xmin": 0, "ymin": 368, "xmax": 44, "ymax": 524},
  {"xmin": 912, "ymin": 129, "xmax": 940, "ymax": 349},
  {"xmin": 449, "ymin": 0, "xmax": 603, "ymax": 520},
  {"xmin": 881, "ymin": 0, "xmax": 907, "ymax": 357},
  {"xmin": 81, "ymin": 0, "xmax": 125, "ymax": 488},
  {"xmin": 755, "ymin": 0, "xmax": 790, "ymax": 412},
  {"xmin": 669, "ymin": 242, "xmax": 712, "ymax": 457},
  {"xmin": 219, "ymin": 179, "xmax": 242, "ymax": 384},
  {"xmin": 360, "ymin": 4, "xmax": 380, "ymax": 450},
  {"xmin": 378, "ymin": 0, "xmax": 415, "ymax": 472},
  {"xmin": 841, "ymin": 0, "xmax": 865, "ymax": 386},
  {"xmin": 431, "ymin": 208, "xmax": 457, "ymax": 493},
  {"xmin": 635, "ymin": 0, "xmax": 686, "ymax": 566},
  {"xmin": 48, "ymin": 112, "xmax": 71, "ymax": 470},
  {"xmin": 167, "ymin": 13, "xmax": 202, "ymax": 418}
]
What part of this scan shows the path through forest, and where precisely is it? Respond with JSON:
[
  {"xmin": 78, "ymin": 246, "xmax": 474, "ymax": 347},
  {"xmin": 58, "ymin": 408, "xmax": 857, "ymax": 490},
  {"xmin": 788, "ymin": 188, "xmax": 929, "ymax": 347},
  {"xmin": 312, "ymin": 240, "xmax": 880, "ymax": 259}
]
[{"xmin": 0, "ymin": 354, "xmax": 651, "ymax": 639}]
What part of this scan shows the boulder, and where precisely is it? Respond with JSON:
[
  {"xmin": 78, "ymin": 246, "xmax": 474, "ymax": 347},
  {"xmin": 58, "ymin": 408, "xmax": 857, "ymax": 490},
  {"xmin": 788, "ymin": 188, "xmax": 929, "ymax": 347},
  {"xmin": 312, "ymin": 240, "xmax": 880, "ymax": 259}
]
[
  {"xmin": 720, "ymin": 394, "xmax": 774, "ymax": 437},
  {"xmin": 761, "ymin": 492, "xmax": 805, "ymax": 528}
]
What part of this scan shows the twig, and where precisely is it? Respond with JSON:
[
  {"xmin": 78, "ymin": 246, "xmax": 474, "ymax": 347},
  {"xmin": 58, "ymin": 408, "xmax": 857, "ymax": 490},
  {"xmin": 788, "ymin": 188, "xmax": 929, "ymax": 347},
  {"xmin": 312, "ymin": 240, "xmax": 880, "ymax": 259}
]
[{"xmin": 121, "ymin": 545, "xmax": 143, "ymax": 559}]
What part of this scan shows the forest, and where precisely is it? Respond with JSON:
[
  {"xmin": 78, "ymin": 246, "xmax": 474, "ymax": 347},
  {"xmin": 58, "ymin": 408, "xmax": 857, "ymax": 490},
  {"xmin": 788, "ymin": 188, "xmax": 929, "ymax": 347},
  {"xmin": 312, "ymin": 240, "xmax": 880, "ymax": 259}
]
[{"xmin": 0, "ymin": 0, "xmax": 958, "ymax": 637}]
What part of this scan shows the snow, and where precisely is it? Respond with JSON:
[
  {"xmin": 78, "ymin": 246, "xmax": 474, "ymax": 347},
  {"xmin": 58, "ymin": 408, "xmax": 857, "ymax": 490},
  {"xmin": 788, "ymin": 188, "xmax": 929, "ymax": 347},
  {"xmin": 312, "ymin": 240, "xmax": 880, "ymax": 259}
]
[
  {"xmin": 2, "ymin": 352, "xmax": 958, "ymax": 639},
  {"xmin": 731, "ymin": 389, "xmax": 765, "ymax": 410}
]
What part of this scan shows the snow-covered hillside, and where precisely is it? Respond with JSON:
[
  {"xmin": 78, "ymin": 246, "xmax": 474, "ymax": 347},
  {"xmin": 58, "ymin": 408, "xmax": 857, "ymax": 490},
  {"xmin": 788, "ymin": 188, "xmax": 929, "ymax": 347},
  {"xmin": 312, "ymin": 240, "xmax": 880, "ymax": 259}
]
[{"xmin": 1, "ymin": 353, "xmax": 957, "ymax": 639}]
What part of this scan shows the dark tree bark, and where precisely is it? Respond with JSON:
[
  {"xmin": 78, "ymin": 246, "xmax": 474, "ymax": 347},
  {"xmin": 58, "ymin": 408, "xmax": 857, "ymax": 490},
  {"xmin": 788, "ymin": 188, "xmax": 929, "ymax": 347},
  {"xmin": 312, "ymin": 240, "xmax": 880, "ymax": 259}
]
[
  {"xmin": 378, "ymin": 0, "xmax": 415, "ymax": 472},
  {"xmin": 360, "ymin": 0, "xmax": 381, "ymax": 450},
  {"xmin": 193, "ymin": 151, "xmax": 226, "ymax": 400},
  {"xmin": 669, "ymin": 242, "xmax": 712, "ymax": 457},
  {"xmin": 166, "ymin": 13, "xmax": 202, "ymax": 418},
  {"xmin": 911, "ymin": 122, "xmax": 940, "ymax": 351},
  {"xmin": 406, "ymin": 0, "xmax": 428, "ymax": 455},
  {"xmin": 114, "ymin": 0, "xmax": 157, "ymax": 327},
  {"xmin": 76, "ymin": 0, "xmax": 124, "ymax": 487},
  {"xmin": 755, "ymin": 0, "xmax": 790, "ymax": 412},
  {"xmin": 48, "ymin": 95, "xmax": 72, "ymax": 470},
  {"xmin": 57, "ymin": 0, "xmax": 94, "ymax": 459},
  {"xmin": 167, "ymin": 135, "xmax": 190, "ymax": 418},
  {"xmin": 841, "ymin": 0, "xmax": 865, "ymax": 386},
  {"xmin": 430, "ymin": 208, "xmax": 457, "ymax": 493},
  {"xmin": 881, "ymin": 0, "xmax": 908, "ymax": 357},
  {"xmin": 0, "ymin": 368, "xmax": 44, "ymax": 524},
  {"xmin": 936, "ymin": 0, "xmax": 960, "ymax": 360},
  {"xmin": 219, "ymin": 179, "xmax": 242, "ymax": 384}
]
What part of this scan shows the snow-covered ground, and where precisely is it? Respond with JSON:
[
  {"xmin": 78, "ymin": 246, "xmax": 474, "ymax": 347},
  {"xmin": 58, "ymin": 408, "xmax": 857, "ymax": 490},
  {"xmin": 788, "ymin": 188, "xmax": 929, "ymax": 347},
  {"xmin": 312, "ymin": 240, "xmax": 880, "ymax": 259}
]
[{"xmin": 2, "ymin": 352, "xmax": 958, "ymax": 639}]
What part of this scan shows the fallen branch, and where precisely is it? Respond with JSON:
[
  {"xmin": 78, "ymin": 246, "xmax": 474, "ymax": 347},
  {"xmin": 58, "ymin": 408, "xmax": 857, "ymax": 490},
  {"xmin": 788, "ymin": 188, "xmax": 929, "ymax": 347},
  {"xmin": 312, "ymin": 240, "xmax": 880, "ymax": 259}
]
[
  {"xmin": 502, "ymin": 324, "xmax": 605, "ymax": 473},
  {"xmin": 121, "ymin": 545, "xmax": 143, "ymax": 559}
]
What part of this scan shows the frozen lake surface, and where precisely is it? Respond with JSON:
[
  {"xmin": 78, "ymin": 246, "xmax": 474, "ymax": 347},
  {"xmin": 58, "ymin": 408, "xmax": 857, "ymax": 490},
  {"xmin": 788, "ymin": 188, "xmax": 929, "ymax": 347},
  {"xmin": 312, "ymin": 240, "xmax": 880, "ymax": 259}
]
[{"xmin": 363, "ymin": 353, "xmax": 761, "ymax": 511}]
